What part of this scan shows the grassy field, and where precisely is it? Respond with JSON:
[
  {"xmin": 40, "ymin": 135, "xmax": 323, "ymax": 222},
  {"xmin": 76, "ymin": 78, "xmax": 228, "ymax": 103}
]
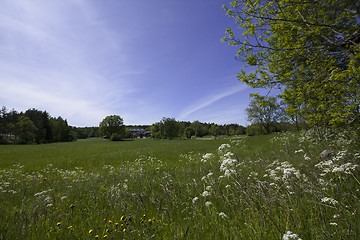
[{"xmin": 0, "ymin": 133, "xmax": 359, "ymax": 239}]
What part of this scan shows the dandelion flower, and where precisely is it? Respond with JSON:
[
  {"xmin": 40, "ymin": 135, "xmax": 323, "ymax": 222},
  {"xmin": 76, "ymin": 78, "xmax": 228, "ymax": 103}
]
[
  {"xmin": 69, "ymin": 204, "xmax": 75, "ymax": 209},
  {"xmin": 56, "ymin": 222, "xmax": 61, "ymax": 227},
  {"xmin": 68, "ymin": 226, "xmax": 73, "ymax": 230},
  {"xmin": 95, "ymin": 235, "xmax": 99, "ymax": 238},
  {"xmin": 89, "ymin": 229, "xmax": 93, "ymax": 234},
  {"xmin": 123, "ymin": 228, "xmax": 126, "ymax": 232},
  {"xmin": 108, "ymin": 220, "xmax": 112, "ymax": 224},
  {"xmin": 103, "ymin": 235, "xmax": 108, "ymax": 238}
]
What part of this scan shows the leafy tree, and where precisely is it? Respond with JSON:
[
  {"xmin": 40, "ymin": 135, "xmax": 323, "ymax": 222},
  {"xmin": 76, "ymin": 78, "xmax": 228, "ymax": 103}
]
[
  {"xmin": 222, "ymin": 0, "xmax": 360, "ymax": 129},
  {"xmin": 246, "ymin": 94, "xmax": 284, "ymax": 134},
  {"xmin": 99, "ymin": 115, "xmax": 125, "ymax": 138},
  {"xmin": 150, "ymin": 122, "xmax": 162, "ymax": 139},
  {"xmin": 160, "ymin": 117, "xmax": 179, "ymax": 139},
  {"xmin": 184, "ymin": 126, "xmax": 195, "ymax": 139},
  {"xmin": 49, "ymin": 117, "xmax": 73, "ymax": 142},
  {"xmin": 17, "ymin": 116, "xmax": 37, "ymax": 143},
  {"xmin": 190, "ymin": 120, "xmax": 208, "ymax": 137},
  {"xmin": 209, "ymin": 124, "xmax": 220, "ymax": 137},
  {"xmin": 25, "ymin": 109, "xmax": 51, "ymax": 143}
]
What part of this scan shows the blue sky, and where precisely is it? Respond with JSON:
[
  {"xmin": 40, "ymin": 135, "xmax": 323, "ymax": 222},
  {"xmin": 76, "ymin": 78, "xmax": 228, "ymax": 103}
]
[{"xmin": 0, "ymin": 0, "xmax": 269, "ymax": 127}]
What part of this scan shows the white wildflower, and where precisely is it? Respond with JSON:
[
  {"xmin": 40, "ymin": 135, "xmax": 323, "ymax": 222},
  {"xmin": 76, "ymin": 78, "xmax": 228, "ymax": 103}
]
[
  {"xmin": 201, "ymin": 191, "xmax": 210, "ymax": 197},
  {"xmin": 192, "ymin": 197, "xmax": 198, "ymax": 204},
  {"xmin": 205, "ymin": 201, "xmax": 212, "ymax": 207},
  {"xmin": 206, "ymin": 186, "xmax": 212, "ymax": 191},
  {"xmin": 219, "ymin": 212, "xmax": 227, "ymax": 218},
  {"xmin": 224, "ymin": 152, "xmax": 235, "ymax": 158},
  {"xmin": 282, "ymin": 231, "xmax": 302, "ymax": 240},
  {"xmin": 218, "ymin": 144, "xmax": 231, "ymax": 154},
  {"xmin": 329, "ymin": 222, "xmax": 338, "ymax": 226},
  {"xmin": 321, "ymin": 197, "xmax": 338, "ymax": 205},
  {"xmin": 224, "ymin": 169, "xmax": 236, "ymax": 177},
  {"xmin": 202, "ymin": 153, "xmax": 214, "ymax": 162}
]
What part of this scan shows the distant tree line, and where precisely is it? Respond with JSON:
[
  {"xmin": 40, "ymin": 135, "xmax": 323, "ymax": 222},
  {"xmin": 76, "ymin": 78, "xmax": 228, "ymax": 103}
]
[
  {"xmin": 0, "ymin": 106, "xmax": 74, "ymax": 144},
  {"xmin": 1, "ymin": 104, "xmax": 304, "ymax": 144},
  {"xmin": 150, "ymin": 117, "xmax": 247, "ymax": 139},
  {"xmin": 73, "ymin": 127, "xmax": 100, "ymax": 139}
]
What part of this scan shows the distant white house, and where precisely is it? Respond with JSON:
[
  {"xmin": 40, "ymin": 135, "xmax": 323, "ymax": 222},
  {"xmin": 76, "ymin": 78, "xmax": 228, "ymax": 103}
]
[{"xmin": 129, "ymin": 128, "xmax": 151, "ymax": 138}]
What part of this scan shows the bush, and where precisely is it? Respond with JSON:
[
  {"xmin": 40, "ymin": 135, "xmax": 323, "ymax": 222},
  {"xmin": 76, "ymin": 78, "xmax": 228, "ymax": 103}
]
[
  {"xmin": 246, "ymin": 125, "xmax": 264, "ymax": 136},
  {"xmin": 110, "ymin": 133, "xmax": 123, "ymax": 141}
]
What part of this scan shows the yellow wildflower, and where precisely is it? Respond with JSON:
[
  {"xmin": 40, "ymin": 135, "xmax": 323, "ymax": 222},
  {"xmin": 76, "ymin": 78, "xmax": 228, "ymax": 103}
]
[
  {"xmin": 56, "ymin": 222, "xmax": 61, "ymax": 227},
  {"xmin": 89, "ymin": 229, "xmax": 93, "ymax": 234},
  {"xmin": 103, "ymin": 235, "xmax": 108, "ymax": 238}
]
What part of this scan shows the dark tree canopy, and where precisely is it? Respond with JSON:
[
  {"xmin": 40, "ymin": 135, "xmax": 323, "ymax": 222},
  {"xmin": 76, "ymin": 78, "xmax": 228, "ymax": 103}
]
[{"xmin": 0, "ymin": 106, "xmax": 73, "ymax": 144}]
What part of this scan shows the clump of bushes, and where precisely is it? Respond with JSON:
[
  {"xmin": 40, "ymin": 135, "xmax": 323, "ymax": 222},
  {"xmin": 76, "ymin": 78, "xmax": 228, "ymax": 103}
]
[{"xmin": 110, "ymin": 133, "xmax": 123, "ymax": 141}]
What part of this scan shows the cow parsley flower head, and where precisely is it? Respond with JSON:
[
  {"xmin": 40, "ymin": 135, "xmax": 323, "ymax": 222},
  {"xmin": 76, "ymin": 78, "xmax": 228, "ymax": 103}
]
[
  {"xmin": 201, "ymin": 191, "xmax": 210, "ymax": 197},
  {"xmin": 282, "ymin": 231, "xmax": 302, "ymax": 240},
  {"xmin": 321, "ymin": 197, "xmax": 338, "ymax": 205},
  {"xmin": 205, "ymin": 201, "xmax": 212, "ymax": 207},
  {"xmin": 202, "ymin": 153, "xmax": 214, "ymax": 162},
  {"xmin": 218, "ymin": 144, "xmax": 231, "ymax": 154}
]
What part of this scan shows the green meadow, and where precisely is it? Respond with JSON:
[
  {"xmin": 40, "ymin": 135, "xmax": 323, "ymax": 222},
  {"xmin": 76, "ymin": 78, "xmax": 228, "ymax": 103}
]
[{"xmin": 0, "ymin": 132, "xmax": 359, "ymax": 239}]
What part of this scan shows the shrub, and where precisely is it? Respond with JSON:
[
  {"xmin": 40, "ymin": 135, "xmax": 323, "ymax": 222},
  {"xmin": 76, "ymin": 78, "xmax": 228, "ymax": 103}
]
[{"xmin": 110, "ymin": 133, "xmax": 123, "ymax": 141}]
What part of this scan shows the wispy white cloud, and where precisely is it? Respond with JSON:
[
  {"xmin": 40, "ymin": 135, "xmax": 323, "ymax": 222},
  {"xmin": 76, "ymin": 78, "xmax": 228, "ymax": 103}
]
[
  {"xmin": 0, "ymin": 1, "xmax": 143, "ymax": 126},
  {"xmin": 178, "ymin": 83, "xmax": 248, "ymax": 120}
]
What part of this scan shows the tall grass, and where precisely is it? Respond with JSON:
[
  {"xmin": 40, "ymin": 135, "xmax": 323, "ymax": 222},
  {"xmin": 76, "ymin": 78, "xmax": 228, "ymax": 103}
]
[{"xmin": 0, "ymin": 133, "xmax": 359, "ymax": 239}]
